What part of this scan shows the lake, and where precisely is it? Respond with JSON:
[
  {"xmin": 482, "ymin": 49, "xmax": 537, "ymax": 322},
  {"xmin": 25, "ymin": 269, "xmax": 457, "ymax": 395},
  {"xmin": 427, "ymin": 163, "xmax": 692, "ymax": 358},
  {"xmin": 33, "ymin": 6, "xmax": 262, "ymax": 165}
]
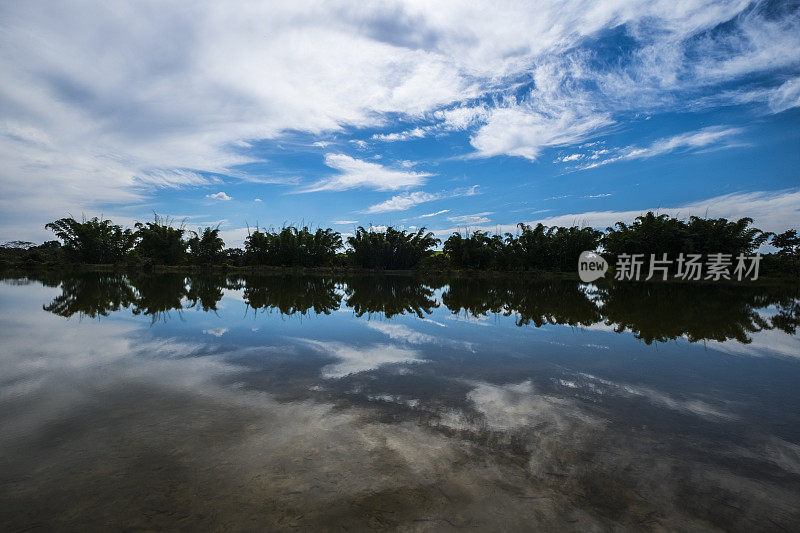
[{"xmin": 1, "ymin": 272, "xmax": 799, "ymax": 531}]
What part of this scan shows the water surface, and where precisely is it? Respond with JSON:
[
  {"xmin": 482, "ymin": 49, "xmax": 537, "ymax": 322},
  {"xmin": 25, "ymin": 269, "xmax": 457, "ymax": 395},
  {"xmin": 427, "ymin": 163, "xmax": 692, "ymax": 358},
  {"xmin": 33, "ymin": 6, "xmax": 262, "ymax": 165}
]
[{"xmin": 1, "ymin": 273, "xmax": 799, "ymax": 531}]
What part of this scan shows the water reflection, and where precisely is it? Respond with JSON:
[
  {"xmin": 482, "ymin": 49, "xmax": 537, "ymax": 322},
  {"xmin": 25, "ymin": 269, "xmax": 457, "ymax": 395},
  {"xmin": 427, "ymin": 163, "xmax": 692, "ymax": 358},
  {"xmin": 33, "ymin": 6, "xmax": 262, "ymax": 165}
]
[
  {"xmin": 343, "ymin": 275, "xmax": 441, "ymax": 318},
  {"xmin": 443, "ymin": 277, "xmax": 602, "ymax": 327},
  {"xmin": 2, "ymin": 273, "xmax": 800, "ymax": 530},
  {"xmin": 34, "ymin": 272, "xmax": 799, "ymax": 346},
  {"xmin": 242, "ymin": 274, "xmax": 340, "ymax": 316}
]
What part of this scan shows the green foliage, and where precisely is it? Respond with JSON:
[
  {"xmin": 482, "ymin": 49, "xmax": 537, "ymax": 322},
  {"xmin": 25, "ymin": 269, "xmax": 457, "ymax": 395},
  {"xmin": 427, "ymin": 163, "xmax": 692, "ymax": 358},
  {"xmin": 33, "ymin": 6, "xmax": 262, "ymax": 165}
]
[
  {"xmin": 134, "ymin": 214, "xmax": 187, "ymax": 265},
  {"xmin": 346, "ymin": 226, "xmax": 438, "ymax": 269},
  {"xmin": 1, "ymin": 240, "xmax": 63, "ymax": 265},
  {"xmin": 45, "ymin": 216, "xmax": 134, "ymax": 263},
  {"xmin": 444, "ymin": 223, "xmax": 602, "ymax": 271},
  {"xmin": 603, "ymin": 212, "xmax": 770, "ymax": 259},
  {"xmin": 344, "ymin": 275, "xmax": 441, "ymax": 318},
  {"xmin": 444, "ymin": 231, "xmax": 507, "ymax": 269},
  {"xmin": 39, "ymin": 272, "xmax": 798, "ymax": 345},
  {"xmin": 244, "ymin": 226, "xmax": 342, "ymax": 267},
  {"xmin": 243, "ymin": 275, "xmax": 340, "ymax": 315},
  {"xmin": 770, "ymin": 229, "xmax": 800, "ymax": 275},
  {"xmin": 225, "ymin": 247, "xmax": 246, "ymax": 267},
  {"xmin": 772, "ymin": 230, "xmax": 799, "ymax": 259},
  {"xmin": 187, "ymin": 227, "xmax": 225, "ymax": 265},
  {"xmin": 5, "ymin": 212, "xmax": 793, "ymax": 277}
]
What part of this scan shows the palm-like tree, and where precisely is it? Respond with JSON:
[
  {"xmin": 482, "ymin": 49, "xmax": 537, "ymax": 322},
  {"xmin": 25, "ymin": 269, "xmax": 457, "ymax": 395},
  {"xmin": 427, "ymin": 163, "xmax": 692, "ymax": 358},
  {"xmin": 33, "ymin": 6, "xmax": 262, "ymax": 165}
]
[{"xmin": 45, "ymin": 216, "xmax": 135, "ymax": 263}]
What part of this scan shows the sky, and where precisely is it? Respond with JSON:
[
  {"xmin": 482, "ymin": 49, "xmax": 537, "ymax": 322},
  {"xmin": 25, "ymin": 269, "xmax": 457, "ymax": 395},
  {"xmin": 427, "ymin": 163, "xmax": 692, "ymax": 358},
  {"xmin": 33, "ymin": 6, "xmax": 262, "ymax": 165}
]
[{"xmin": 0, "ymin": 0, "xmax": 799, "ymax": 246}]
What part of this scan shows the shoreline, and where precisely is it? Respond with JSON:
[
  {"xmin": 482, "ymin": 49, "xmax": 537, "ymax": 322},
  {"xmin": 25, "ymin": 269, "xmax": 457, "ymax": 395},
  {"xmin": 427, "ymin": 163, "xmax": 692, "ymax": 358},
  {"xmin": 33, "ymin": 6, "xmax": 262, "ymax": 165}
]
[{"xmin": 2, "ymin": 262, "xmax": 797, "ymax": 286}]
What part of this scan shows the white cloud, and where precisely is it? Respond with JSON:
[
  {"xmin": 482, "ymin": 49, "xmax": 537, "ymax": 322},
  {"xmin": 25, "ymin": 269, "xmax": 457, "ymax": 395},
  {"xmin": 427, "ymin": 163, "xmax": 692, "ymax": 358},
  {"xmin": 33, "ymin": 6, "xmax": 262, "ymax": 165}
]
[
  {"xmin": 206, "ymin": 191, "xmax": 232, "ymax": 201},
  {"xmin": 254, "ymin": 198, "xmax": 262, "ymax": 202},
  {"xmin": 768, "ymin": 77, "xmax": 800, "ymax": 113},
  {"xmin": 365, "ymin": 191, "xmax": 441, "ymax": 213},
  {"xmin": 579, "ymin": 126, "xmax": 743, "ymax": 169},
  {"xmin": 333, "ymin": 220, "xmax": 358, "ymax": 225},
  {"xmin": 299, "ymin": 339, "xmax": 425, "ymax": 379},
  {"xmin": 363, "ymin": 185, "xmax": 477, "ymax": 213},
  {"xmin": 1, "ymin": 1, "xmax": 798, "ymax": 240},
  {"xmin": 371, "ymin": 127, "xmax": 428, "ymax": 142},
  {"xmin": 431, "ymin": 189, "xmax": 800, "ymax": 237},
  {"xmin": 419, "ymin": 209, "xmax": 450, "ymax": 218},
  {"xmin": 301, "ymin": 154, "xmax": 431, "ymax": 192},
  {"xmin": 447, "ymin": 212, "xmax": 492, "ymax": 225},
  {"xmin": 365, "ymin": 321, "xmax": 474, "ymax": 350},
  {"xmin": 470, "ymin": 105, "xmax": 614, "ymax": 161},
  {"xmin": 364, "ymin": 322, "xmax": 440, "ymax": 345},
  {"xmin": 202, "ymin": 327, "xmax": 229, "ymax": 337},
  {"xmin": 433, "ymin": 105, "xmax": 488, "ymax": 130},
  {"xmin": 556, "ymin": 153, "xmax": 584, "ymax": 162}
]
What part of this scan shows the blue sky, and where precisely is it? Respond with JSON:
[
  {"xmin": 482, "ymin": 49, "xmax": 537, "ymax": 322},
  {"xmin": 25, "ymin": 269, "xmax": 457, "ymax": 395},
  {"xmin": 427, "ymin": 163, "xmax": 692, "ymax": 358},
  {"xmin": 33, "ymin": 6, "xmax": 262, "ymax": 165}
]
[{"xmin": 0, "ymin": 0, "xmax": 798, "ymax": 246}]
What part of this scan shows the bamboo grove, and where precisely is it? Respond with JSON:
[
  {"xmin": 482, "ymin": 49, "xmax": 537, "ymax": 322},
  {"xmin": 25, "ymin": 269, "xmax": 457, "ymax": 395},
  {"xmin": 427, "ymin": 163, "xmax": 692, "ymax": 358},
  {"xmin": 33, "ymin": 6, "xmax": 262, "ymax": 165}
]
[{"xmin": 1, "ymin": 212, "xmax": 798, "ymax": 274}]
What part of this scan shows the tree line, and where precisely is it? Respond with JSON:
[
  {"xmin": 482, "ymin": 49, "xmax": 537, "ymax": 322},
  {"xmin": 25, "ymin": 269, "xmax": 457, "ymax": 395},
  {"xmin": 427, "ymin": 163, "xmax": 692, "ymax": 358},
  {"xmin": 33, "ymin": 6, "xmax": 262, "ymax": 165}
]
[{"xmin": 0, "ymin": 213, "xmax": 798, "ymax": 274}]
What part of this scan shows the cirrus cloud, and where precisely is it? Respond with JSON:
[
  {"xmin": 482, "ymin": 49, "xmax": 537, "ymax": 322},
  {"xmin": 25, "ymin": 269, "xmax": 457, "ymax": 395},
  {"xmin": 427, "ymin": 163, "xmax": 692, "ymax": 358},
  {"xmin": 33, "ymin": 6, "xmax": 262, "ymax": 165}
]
[{"xmin": 300, "ymin": 154, "xmax": 432, "ymax": 193}]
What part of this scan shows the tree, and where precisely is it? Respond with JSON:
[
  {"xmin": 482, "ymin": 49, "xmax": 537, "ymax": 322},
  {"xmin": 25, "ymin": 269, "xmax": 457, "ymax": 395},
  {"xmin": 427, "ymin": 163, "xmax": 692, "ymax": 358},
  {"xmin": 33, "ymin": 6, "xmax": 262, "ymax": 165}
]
[
  {"xmin": 603, "ymin": 212, "xmax": 769, "ymax": 266},
  {"xmin": 133, "ymin": 214, "xmax": 187, "ymax": 265},
  {"xmin": 187, "ymin": 227, "xmax": 225, "ymax": 265},
  {"xmin": 243, "ymin": 226, "xmax": 342, "ymax": 267},
  {"xmin": 771, "ymin": 230, "xmax": 800, "ymax": 271},
  {"xmin": 444, "ymin": 231, "xmax": 506, "ymax": 270},
  {"xmin": 347, "ymin": 226, "xmax": 438, "ymax": 269},
  {"xmin": 45, "ymin": 216, "xmax": 135, "ymax": 263}
]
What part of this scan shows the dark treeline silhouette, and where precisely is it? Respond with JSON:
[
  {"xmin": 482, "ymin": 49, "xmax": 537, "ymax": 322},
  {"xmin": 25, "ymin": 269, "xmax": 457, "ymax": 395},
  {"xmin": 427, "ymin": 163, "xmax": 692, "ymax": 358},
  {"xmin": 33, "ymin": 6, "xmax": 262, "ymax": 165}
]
[
  {"xmin": 603, "ymin": 212, "xmax": 770, "ymax": 259},
  {"xmin": 1, "ymin": 213, "xmax": 798, "ymax": 276},
  {"xmin": 244, "ymin": 226, "xmax": 341, "ymax": 267},
  {"xmin": 347, "ymin": 226, "xmax": 438, "ymax": 269},
  {"xmin": 444, "ymin": 224, "xmax": 603, "ymax": 271},
  {"xmin": 26, "ymin": 271, "xmax": 799, "ymax": 344}
]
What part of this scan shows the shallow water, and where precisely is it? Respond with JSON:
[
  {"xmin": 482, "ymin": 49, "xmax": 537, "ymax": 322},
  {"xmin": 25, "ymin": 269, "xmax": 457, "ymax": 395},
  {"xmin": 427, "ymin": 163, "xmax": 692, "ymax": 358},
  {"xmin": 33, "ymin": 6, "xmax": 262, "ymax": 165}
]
[{"xmin": 1, "ymin": 272, "xmax": 799, "ymax": 531}]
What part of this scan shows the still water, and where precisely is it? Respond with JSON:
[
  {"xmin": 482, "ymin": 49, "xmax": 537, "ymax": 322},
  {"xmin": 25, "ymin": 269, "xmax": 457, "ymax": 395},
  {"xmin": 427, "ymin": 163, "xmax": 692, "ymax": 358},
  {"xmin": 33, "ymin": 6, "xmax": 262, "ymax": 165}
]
[{"xmin": 1, "ymin": 272, "xmax": 799, "ymax": 531}]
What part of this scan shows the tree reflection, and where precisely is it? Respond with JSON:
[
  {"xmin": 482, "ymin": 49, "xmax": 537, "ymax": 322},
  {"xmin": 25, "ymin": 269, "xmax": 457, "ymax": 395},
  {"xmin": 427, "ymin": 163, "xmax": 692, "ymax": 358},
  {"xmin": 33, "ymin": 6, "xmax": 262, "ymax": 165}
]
[
  {"xmin": 442, "ymin": 278, "xmax": 601, "ymax": 327},
  {"xmin": 769, "ymin": 291, "xmax": 800, "ymax": 335},
  {"xmin": 243, "ymin": 275, "xmax": 340, "ymax": 316},
  {"xmin": 596, "ymin": 282, "xmax": 783, "ymax": 344},
  {"xmin": 122, "ymin": 273, "xmax": 188, "ymax": 322},
  {"xmin": 185, "ymin": 273, "xmax": 226, "ymax": 312},
  {"xmin": 36, "ymin": 272, "xmax": 799, "ymax": 345},
  {"xmin": 43, "ymin": 273, "xmax": 135, "ymax": 318},
  {"xmin": 343, "ymin": 275, "xmax": 441, "ymax": 318}
]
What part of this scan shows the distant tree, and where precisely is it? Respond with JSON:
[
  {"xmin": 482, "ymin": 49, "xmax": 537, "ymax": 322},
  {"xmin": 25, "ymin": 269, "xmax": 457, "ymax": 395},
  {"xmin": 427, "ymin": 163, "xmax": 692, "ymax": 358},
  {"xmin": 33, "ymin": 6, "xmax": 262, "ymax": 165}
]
[
  {"xmin": 244, "ymin": 226, "xmax": 342, "ymax": 267},
  {"xmin": 603, "ymin": 212, "xmax": 769, "ymax": 261},
  {"xmin": 133, "ymin": 214, "xmax": 187, "ymax": 265},
  {"xmin": 684, "ymin": 216, "xmax": 770, "ymax": 255},
  {"xmin": 45, "ymin": 216, "xmax": 135, "ymax": 263},
  {"xmin": 444, "ymin": 231, "xmax": 506, "ymax": 270},
  {"xmin": 347, "ymin": 226, "xmax": 438, "ymax": 269},
  {"xmin": 2, "ymin": 240, "xmax": 35, "ymax": 249},
  {"xmin": 603, "ymin": 212, "xmax": 687, "ymax": 259},
  {"xmin": 225, "ymin": 247, "xmax": 246, "ymax": 267},
  {"xmin": 444, "ymin": 224, "xmax": 602, "ymax": 271},
  {"xmin": 187, "ymin": 226, "xmax": 225, "ymax": 265},
  {"xmin": 771, "ymin": 229, "xmax": 800, "ymax": 271},
  {"xmin": 244, "ymin": 229, "xmax": 274, "ymax": 265}
]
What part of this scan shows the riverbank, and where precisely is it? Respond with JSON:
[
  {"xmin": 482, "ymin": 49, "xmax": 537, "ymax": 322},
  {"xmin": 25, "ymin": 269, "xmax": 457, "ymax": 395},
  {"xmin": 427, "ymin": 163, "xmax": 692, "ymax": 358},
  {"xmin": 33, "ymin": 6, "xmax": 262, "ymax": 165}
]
[{"xmin": 2, "ymin": 261, "xmax": 798, "ymax": 286}]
